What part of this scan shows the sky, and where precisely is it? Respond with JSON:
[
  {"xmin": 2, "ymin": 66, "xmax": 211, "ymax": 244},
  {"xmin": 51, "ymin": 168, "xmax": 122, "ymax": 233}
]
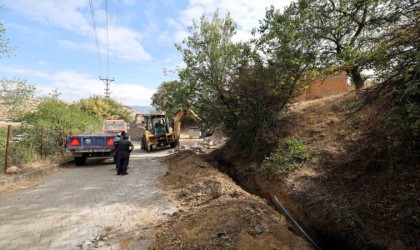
[{"xmin": 0, "ymin": 0, "xmax": 292, "ymax": 106}]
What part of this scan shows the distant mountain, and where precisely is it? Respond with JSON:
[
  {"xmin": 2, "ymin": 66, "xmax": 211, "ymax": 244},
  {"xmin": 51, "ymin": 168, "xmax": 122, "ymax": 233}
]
[{"xmin": 129, "ymin": 105, "xmax": 153, "ymax": 114}]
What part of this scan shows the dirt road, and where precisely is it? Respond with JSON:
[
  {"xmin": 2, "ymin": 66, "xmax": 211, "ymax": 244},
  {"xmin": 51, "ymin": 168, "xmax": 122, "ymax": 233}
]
[{"xmin": 0, "ymin": 143, "xmax": 178, "ymax": 250}]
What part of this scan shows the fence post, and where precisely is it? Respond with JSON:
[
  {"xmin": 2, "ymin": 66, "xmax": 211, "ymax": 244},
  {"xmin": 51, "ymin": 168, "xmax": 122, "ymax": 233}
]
[
  {"xmin": 40, "ymin": 127, "xmax": 44, "ymax": 159},
  {"xmin": 4, "ymin": 125, "xmax": 11, "ymax": 172}
]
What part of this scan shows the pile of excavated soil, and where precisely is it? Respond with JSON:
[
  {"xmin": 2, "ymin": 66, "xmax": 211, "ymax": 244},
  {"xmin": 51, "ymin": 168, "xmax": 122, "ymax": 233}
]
[{"xmin": 150, "ymin": 151, "xmax": 312, "ymax": 250}]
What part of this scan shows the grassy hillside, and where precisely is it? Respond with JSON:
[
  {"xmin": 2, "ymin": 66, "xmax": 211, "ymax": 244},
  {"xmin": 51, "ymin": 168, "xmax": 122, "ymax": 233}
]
[{"xmin": 210, "ymin": 91, "xmax": 419, "ymax": 249}]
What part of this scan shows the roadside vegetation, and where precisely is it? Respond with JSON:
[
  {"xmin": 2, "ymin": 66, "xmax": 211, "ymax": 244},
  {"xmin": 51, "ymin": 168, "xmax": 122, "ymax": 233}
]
[
  {"xmin": 0, "ymin": 7, "xmax": 132, "ymax": 172},
  {"xmin": 0, "ymin": 82, "xmax": 131, "ymax": 171},
  {"xmin": 152, "ymin": 0, "xmax": 418, "ymax": 156},
  {"xmin": 152, "ymin": 0, "xmax": 419, "ymax": 248},
  {"xmin": 260, "ymin": 137, "xmax": 312, "ymax": 177},
  {"xmin": 0, "ymin": 84, "xmax": 132, "ymax": 169},
  {"xmin": 0, "ymin": 89, "xmax": 132, "ymax": 170},
  {"xmin": 0, "ymin": 17, "xmax": 132, "ymax": 171}
]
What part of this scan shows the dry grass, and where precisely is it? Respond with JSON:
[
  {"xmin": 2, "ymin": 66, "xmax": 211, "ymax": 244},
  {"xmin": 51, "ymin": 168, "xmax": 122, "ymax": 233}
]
[
  {"xmin": 290, "ymin": 91, "xmax": 355, "ymax": 112},
  {"xmin": 278, "ymin": 91, "xmax": 418, "ymax": 249},
  {"xmin": 0, "ymin": 154, "xmax": 72, "ymax": 180},
  {"xmin": 211, "ymin": 91, "xmax": 419, "ymax": 249},
  {"xmin": 22, "ymin": 154, "xmax": 71, "ymax": 169}
]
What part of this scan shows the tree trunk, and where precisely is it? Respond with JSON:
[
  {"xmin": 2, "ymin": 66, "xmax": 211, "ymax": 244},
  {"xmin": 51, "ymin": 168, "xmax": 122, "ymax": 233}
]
[{"xmin": 349, "ymin": 66, "xmax": 364, "ymax": 90}]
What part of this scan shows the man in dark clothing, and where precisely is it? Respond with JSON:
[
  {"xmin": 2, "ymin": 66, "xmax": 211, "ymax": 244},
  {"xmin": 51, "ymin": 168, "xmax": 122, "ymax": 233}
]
[{"xmin": 117, "ymin": 134, "xmax": 134, "ymax": 175}]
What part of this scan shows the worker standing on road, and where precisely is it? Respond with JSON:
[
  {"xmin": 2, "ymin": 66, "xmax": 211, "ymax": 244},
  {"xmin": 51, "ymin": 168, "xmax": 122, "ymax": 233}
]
[
  {"xmin": 113, "ymin": 132, "xmax": 121, "ymax": 169},
  {"xmin": 117, "ymin": 134, "xmax": 134, "ymax": 175}
]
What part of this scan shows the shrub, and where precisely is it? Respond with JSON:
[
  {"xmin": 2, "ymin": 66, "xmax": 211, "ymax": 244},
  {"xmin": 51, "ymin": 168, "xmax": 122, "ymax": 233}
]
[
  {"xmin": 0, "ymin": 125, "xmax": 66, "ymax": 170},
  {"xmin": 260, "ymin": 137, "xmax": 311, "ymax": 178},
  {"xmin": 7, "ymin": 140, "xmax": 36, "ymax": 167},
  {"xmin": 0, "ymin": 126, "xmax": 35, "ymax": 169}
]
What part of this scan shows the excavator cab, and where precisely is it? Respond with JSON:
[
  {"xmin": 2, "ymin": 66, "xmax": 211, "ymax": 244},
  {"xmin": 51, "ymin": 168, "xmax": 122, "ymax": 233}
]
[{"xmin": 146, "ymin": 115, "xmax": 169, "ymax": 135}]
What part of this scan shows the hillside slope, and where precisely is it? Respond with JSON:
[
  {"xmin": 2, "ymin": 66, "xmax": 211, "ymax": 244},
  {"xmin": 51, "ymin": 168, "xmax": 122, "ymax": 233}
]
[{"xmin": 210, "ymin": 92, "xmax": 419, "ymax": 249}]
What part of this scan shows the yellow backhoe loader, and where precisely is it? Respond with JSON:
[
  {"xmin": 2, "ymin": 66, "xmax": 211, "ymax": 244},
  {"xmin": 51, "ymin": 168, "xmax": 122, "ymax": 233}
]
[{"xmin": 140, "ymin": 108, "xmax": 200, "ymax": 152}]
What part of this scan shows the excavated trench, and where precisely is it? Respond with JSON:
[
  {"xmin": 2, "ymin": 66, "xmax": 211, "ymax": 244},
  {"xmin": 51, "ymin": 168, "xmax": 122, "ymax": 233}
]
[{"xmin": 209, "ymin": 155, "xmax": 362, "ymax": 250}]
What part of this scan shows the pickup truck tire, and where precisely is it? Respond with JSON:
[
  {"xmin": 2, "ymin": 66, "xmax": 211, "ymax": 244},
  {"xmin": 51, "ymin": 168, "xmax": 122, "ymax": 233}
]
[
  {"xmin": 170, "ymin": 141, "xmax": 178, "ymax": 148},
  {"xmin": 74, "ymin": 156, "xmax": 87, "ymax": 166}
]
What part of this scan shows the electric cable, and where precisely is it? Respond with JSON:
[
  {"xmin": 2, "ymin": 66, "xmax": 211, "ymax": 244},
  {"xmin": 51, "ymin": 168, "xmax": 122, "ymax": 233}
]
[
  {"xmin": 104, "ymin": 0, "xmax": 110, "ymax": 78},
  {"xmin": 85, "ymin": 0, "xmax": 103, "ymax": 75}
]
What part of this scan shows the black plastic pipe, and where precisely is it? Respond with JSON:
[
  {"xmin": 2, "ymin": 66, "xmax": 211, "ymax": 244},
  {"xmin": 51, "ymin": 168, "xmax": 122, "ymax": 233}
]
[{"xmin": 274, "ymin": 195, "xmax": 322, "ymax": 250}]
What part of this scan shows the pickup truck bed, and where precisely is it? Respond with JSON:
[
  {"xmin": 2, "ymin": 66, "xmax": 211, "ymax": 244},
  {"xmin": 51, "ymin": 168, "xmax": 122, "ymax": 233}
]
[{"xmin": 65, "ymin": 135, "xmax": 116, "ymax": 166}]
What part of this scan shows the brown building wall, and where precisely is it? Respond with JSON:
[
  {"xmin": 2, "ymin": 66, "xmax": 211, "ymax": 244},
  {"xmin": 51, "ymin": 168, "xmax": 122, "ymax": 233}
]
[{"xmin": 298, "ymin": 73, "xmax": 348, "ymax": 100}]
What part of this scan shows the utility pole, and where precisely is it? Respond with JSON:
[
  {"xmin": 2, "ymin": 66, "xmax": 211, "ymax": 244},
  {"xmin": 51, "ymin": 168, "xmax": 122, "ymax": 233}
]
[{"xmin": 99, "ymin": 76, "xmax": 114, "ymax": 99}]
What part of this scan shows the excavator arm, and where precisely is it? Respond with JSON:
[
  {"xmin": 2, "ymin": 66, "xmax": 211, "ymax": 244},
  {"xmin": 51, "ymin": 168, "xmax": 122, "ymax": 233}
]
[{"xmin": 173, "ymin": 107, "xmax": 200, "ymax": 141}]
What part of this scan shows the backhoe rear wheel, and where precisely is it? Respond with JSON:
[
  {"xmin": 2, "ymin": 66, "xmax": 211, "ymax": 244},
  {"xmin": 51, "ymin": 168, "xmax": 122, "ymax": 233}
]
[{"xmin": 145, "ymin": 142, "xmax": 151, "ymax": 152}]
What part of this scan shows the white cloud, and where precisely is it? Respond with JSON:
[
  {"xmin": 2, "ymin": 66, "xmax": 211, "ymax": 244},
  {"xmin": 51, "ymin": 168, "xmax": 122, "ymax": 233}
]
[
  {"xmin": 174, "ymin": 31, "xmax": 190, "ymax": 43},
  {"xmin": 36, "ymin": 61, "xmax": 50, "ymax": 66},
  {"xmin": 175, "ymin": 0, "xmax": 293, "ymax": 42},
  {"xmin": 58, "ymin": 26, "xmax": 152, "ymax": 62},
  {"xmin": 232, "ymin": 30, "xmax": 253, "ymax": 43},
  {"xmin": 166, "ymin": 17, "xmax": 183, "ymax": 30},
  {"xmin": 0, "ymin": 65, "xmax": 154, "ymax": 106},
  {"xmin": 111, "ymin": 83, "xmax": 155, "ymax": 106},
  {"xmin": 3, "ymin": 0, "xmax": 151, "ymax": 62},
  {"xmin": 155, "ymin": 31, "xmax": 171, "ymax": 45},
  {"xmin": 3, "ymin": 0, "xmax": 89, "ymax": 33},
  {"xmin": 0, "ymin": 65, "xmax": 49, "ymax": 78},
  {"xmin": 179, "ymin": 6, "xmax": 206, "ymax": 26},
  {"xmin": 123, "ymin": 0, "xmax": 136, "ymax": 6}
]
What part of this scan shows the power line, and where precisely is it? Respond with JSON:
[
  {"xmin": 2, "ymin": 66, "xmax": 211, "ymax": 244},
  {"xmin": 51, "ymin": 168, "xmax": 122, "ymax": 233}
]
[
  {"xmin": 102, "ymin": 0, "xmax": 115, "ymax": 98},
  {"xmin": 86, "ymin": 0, "xmax": 103, "ymax": 75},
  {"xmin": 113, "ymin": 0, "xmax": 120, "ymax": 75},
  {"xmin": 105, "ymin": 0, "xmax": 110, "ymax": 78},
  {"xmin": 85, "ymin": 0, "xmax": 116, "ymax": 98}
]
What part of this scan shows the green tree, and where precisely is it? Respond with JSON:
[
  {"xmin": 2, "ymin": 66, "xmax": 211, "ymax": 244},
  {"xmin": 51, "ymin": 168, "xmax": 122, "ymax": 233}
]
[
  {"xmin": 362, "ymin": 0, "xmax": 419, "ymax": 150},
  {"xmin": 257, "ymin": 3, "xmax": 318, "ymax": 98},
  {"xmin": 175, "ymin": 10, "xmax": 253, "ymax": 129},
  {"xmin": 78, "ymin": 96, "xmax": 133, "ymax": 123},
  {"xmin": 0, "ymin": 78, "xmax": 37, "ymax": 120},
  {"xmin": 23, "ymin": 93, "xmax": 102, "ymax": 133},
  {"xmin": 0, "ymin": 7, "xmax": 12, "ymax": 58},
  {"xmin": 173, "ymin": 9, "xmax": 314, "ymax": 149},
  {"xmin": 151, "ymin": 80, "xmax": 190, "ymax": 118},
  {"xmin": 177, "ymin": 10, "xmax": 235, "ymax": 119},
  {"xmin": 14, "ymin": 93, "xmax": 103, "ymax": 161},
  {"xmin": 209, "ymin": 3, "xmax": 319, "ymax": 149},
  {"xmin": 0, "ymin": 10, "xmax": 30, "ymax": 120},
  {"xmin": 285, "ymin": 0, "xmax": 399, "ymax": 89}
]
